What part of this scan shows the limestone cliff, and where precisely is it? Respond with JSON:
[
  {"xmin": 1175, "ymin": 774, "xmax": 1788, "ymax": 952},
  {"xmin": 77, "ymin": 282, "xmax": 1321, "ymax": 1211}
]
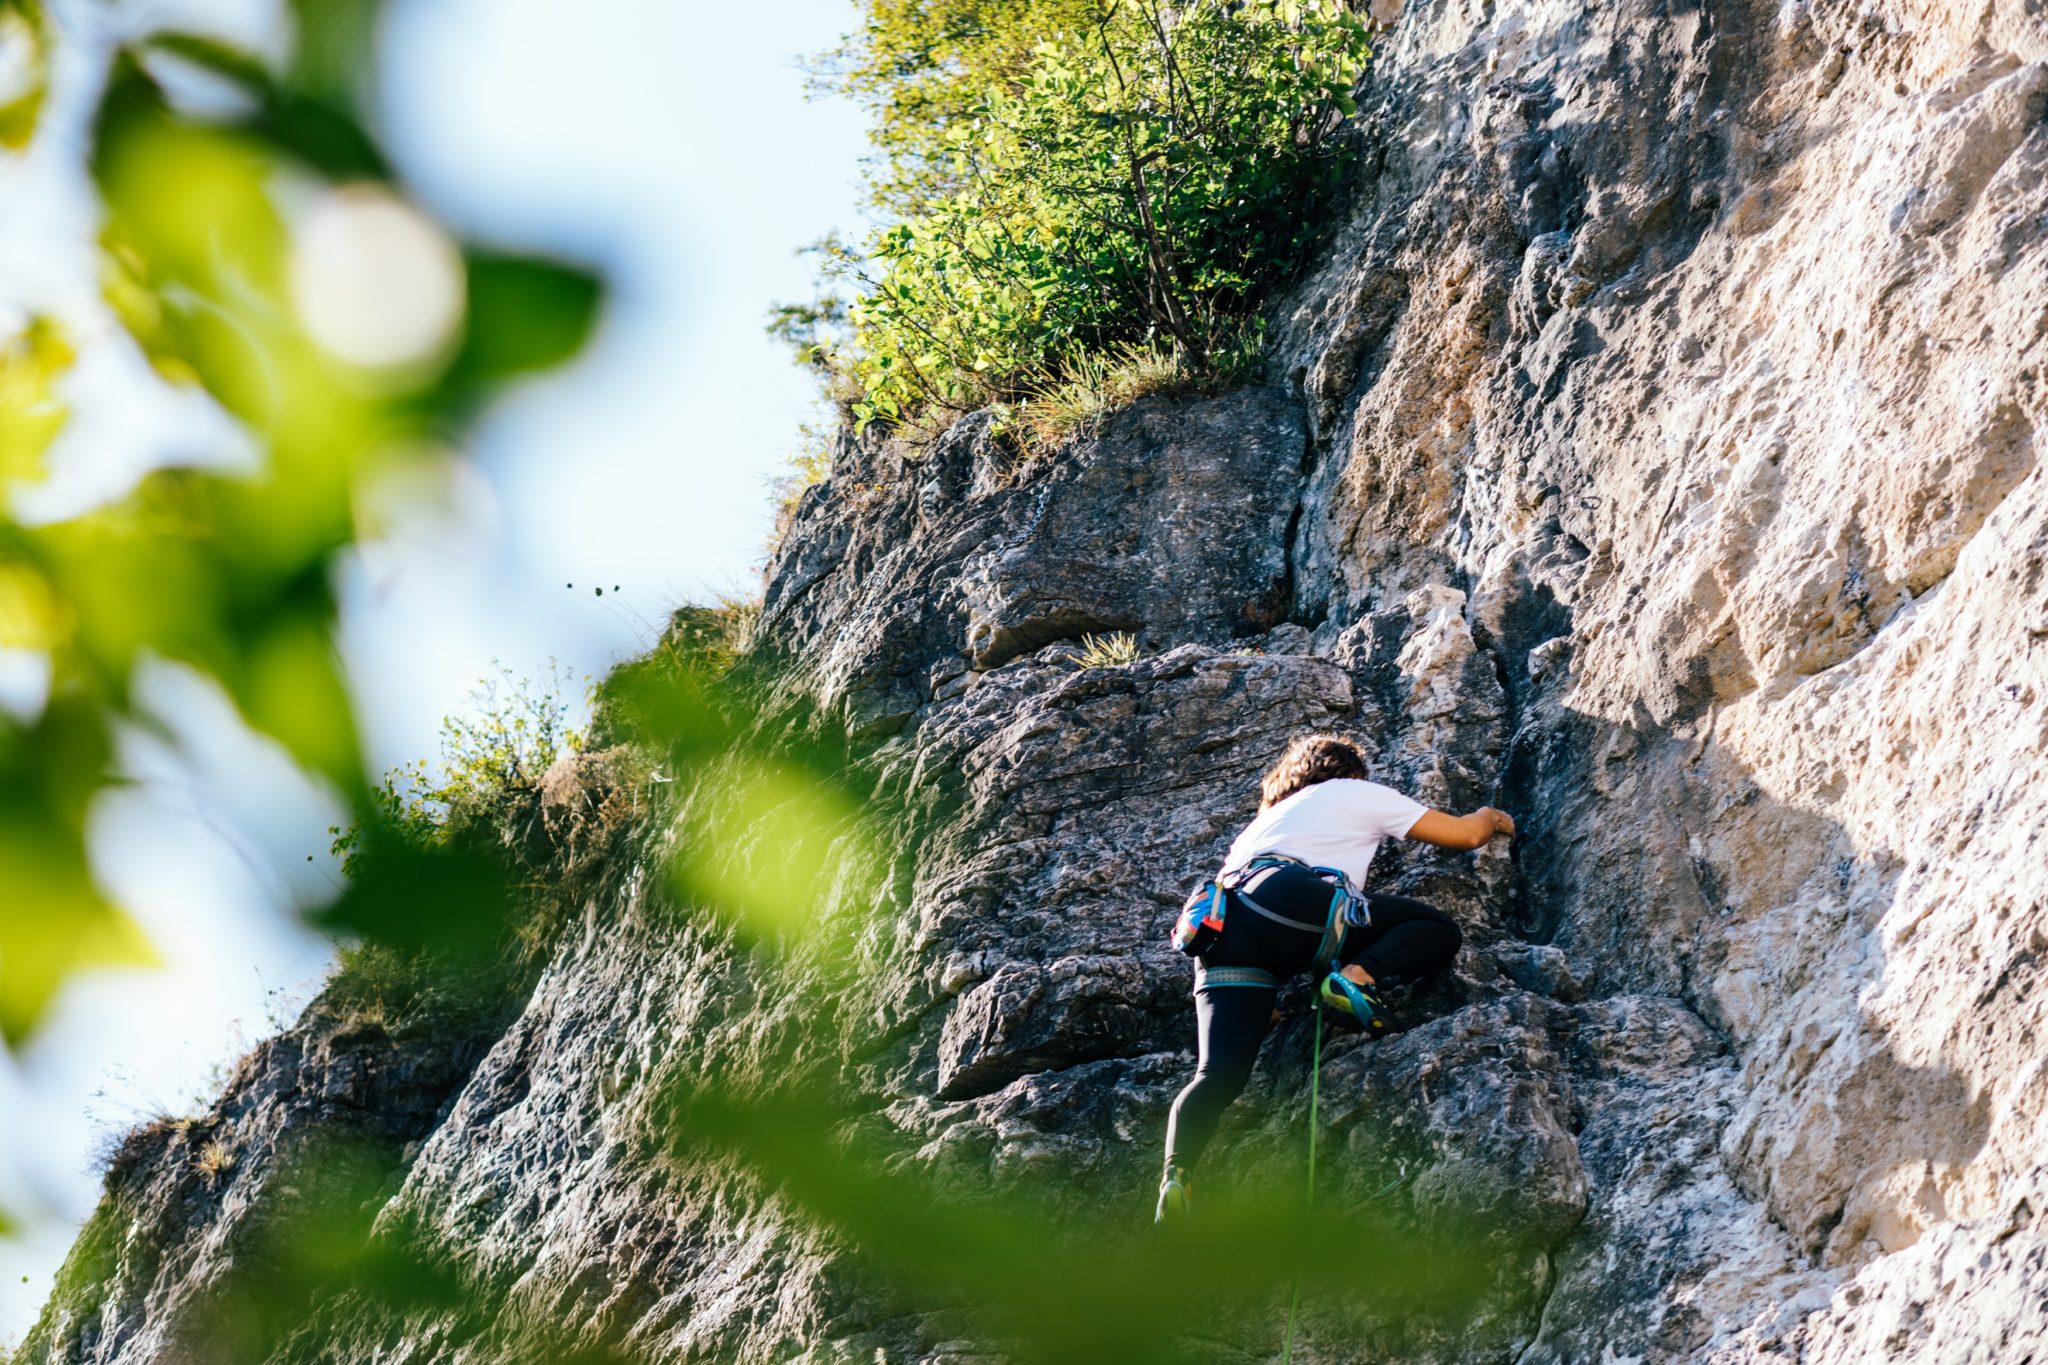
[{"xmin": 17, "ymin": 0, "xmax": 2048, "ymax": 1360}]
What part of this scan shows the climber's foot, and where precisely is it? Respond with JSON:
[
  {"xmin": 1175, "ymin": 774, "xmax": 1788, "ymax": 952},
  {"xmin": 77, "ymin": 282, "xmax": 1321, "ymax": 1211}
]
[
  {"xmin": 1155, "ymin": 1165, "xmax": 1192, "ymax": 1224},
  {"xmin": 1319, "ymin": 971, "xmax": 1389, "ymax": 1035}
]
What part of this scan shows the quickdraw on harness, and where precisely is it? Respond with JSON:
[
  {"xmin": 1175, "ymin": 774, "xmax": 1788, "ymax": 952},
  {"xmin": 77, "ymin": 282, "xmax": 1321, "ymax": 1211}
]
[{"xmin": 1170, "ymin": 855, "xmax": 1370, "ymax": 990}]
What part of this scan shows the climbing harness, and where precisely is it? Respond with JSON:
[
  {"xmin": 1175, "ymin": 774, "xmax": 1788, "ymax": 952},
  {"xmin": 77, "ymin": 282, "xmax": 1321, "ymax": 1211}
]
[
  {"xmin": 1280, "ymin": 997, "xmax": 1324, "ymax": 1365},
  {"xmin": 1175, "ymin": 855, "xmax": 1370, "ymax": 990}
]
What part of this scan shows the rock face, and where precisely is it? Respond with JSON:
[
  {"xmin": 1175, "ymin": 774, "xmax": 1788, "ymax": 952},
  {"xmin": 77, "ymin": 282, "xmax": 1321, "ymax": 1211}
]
[
  {"xmin": 765, "ymin": 389, "xmax": 1308, "ymax": 736},
  {"xmin": 18, "ymin": 0, "xmax": 2048, "ymax": 1361}
]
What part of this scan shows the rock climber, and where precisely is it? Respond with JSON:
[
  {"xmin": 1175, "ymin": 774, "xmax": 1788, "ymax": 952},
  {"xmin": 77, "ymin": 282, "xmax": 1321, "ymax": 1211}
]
[{"xmin": 1156, "ymin": 731, "xmax": 1514, "ymax": 1221}]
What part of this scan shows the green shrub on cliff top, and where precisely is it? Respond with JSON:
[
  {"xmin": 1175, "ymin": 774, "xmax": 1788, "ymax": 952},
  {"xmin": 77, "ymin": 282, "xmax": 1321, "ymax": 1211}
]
[{"xmin": 791, "ymin": 0, "xmax": 1371, "ymax": 432}]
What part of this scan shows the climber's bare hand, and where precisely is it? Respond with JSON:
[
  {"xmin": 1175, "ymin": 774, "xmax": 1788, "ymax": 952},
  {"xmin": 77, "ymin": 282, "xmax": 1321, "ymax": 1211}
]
[{"xmin": 1410, "ymin": 807, "xmax": 1512, "ymax": 851}]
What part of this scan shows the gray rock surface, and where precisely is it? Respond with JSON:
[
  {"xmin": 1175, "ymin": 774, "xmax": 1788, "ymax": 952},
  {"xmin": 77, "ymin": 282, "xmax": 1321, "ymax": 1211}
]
[
  {"xmin": 764, "ymin": 388, "xmax": 1307, "ymax": 737},
  {"xmin": 17, "ymin": 0, "xmax": 2048, "ymax": 1360}
]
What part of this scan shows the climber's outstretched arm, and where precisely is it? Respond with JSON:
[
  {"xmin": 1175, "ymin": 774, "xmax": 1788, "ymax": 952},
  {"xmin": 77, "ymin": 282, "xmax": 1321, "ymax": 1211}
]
[{"xmin": 1406, "ymin": 806, "xmax": 1514, "ymax": 851}]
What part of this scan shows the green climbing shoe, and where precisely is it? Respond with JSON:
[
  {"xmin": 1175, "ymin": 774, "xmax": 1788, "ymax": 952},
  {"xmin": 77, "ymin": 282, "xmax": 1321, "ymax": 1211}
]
[
  {"xmin": 1320, "ymin": 971, "xmax": 1389, "ymax": 1035},
  {"xmin": 1155, "ymin": 1165, "xmax": 1192, "ymax": 1223}
]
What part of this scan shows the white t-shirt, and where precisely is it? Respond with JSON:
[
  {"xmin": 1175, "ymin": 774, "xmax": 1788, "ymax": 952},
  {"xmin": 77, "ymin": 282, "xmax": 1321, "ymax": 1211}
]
[{"xmin": 1220, "ymin": 778, "xmax": 1429, "ymax": 889}]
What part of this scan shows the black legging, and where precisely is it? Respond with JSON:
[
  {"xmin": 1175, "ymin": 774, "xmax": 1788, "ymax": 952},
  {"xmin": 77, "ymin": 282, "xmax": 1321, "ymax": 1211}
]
[{"xmin": 1163, "ymin": 874, "xmax": 1460, "ymax": 1174}]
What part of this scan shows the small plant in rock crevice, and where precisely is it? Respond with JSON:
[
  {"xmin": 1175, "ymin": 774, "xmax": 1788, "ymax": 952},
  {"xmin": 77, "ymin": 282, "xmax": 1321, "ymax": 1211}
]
[
  {"xmin": 193, "ymin": 1136, "xmax": 235, "ymax": 1181},
  {"xmin": 1074, "ymin": 632, "xmax": 1142, "ymax": 668}
]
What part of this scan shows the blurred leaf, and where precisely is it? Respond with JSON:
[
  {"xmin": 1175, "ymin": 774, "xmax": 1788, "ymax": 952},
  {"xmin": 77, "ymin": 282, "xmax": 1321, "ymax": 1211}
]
[
  {"xmin": 92, "ymin": 64, "xmax": 295, "ymax": 426},
  {"xmin": 0, "ymin": 830, "xmax": 156, "ymax": 1045},
  {"xmin": 27, "ymin": 474, "xmax": 365, "ymax": 790},
  {"xmin": 668, "ymin": 758, "xmax": 873, "ymax": 943},
  {"xmin": 178, "ymin": 1133, "xmax": 470, "ymax": 1364},
  {"xmin": 307, "ymin": 822, "xmax": 514, "ymax": 957},
  {"xmin": 143, "ymin": 31, "xmax": 270, "ymax": 89},
  {"xmin": 145, "ymin": 33, "xmax": 390, "ymax": 180},
  {"xmin": 0, "ymin": 700, "xmax": 157, "ymax": 1045},
  {"xmin": 0, "ymin": 0, "xmax": 50, "ymax": 151},
  {"xmin": 0, "ymin": 560, "xmax": 59, "ymax": 650},
  {"xmin": 253, "ymin": 89, "xmax": 389, "ymax": 179},
  {"xmin": 233, "ymin": 608, "xmax": 361, "ymax": 792},
  {"xmin": 598, "ymin": 650, "xmax": 740, "ymax": 766},
  {"xmin": 284, "ymin": 0, "xmax": 379, "ymax": 105},
  {"xmin": 0, "ymin": 0, "xmax": 604, "ymax": 1068},
  {"xmin": 98, "ymin": 228, "xmax": 201, "ymax": 388},
  {"xmin": 0, "ymin": 317, "xmax": 73, "ymax": 486},
  {"xmin": 448, "ymin": 252, "xmax": 604, "ymax": 389},
  {"xmin": 32, "ymin": 483, "xmax": 229, "ymax": 688},
  {"xmin": 661, "ymin": 1082, "xmax": 1495, "ymax": 1365}
]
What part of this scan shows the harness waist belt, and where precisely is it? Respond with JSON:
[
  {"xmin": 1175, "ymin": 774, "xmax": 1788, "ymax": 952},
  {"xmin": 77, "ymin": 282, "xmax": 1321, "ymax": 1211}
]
[{"xmin": 1195, "ymin": 964, "xmax": 1282, "ymax": 991}]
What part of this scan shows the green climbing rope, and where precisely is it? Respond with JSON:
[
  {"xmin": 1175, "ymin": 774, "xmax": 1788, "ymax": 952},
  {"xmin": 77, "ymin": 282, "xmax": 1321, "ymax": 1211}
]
[{"xmin": 1281, "ymin": 999, "xmax": 1323, "ymax": 1365}]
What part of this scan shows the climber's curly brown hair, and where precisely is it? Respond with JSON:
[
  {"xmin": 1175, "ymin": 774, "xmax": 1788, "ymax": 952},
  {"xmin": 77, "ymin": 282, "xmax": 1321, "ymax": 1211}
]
[{"xmin": 1258, "ymin": 732, "xmax": 1369, "ymax": 809}]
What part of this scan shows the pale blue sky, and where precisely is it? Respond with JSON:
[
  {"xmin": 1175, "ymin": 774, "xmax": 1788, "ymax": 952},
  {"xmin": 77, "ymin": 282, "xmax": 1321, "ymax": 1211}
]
[{"xmin": 0, "ymin": 0, "xmax": 868, "ymax": 1340}]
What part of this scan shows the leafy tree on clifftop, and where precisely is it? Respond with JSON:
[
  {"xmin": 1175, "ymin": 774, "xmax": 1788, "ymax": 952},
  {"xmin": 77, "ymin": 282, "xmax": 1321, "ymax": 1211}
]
[{"xmin": 782, "ymin": 0, "xmax": 1373, "ymax": 432}]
